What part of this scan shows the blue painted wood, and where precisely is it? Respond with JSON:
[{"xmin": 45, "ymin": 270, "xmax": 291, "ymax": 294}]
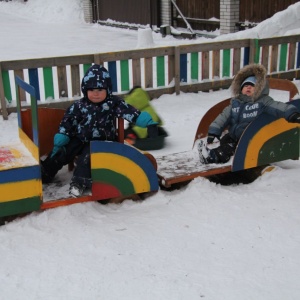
[
  {"xmin": 107, "ymin": 61, "xmax": 118, "ymax": 92},
  {"xmin": 28, "ymin": 68, "xmax": 40, "ymax": 100},
  {"xmin": 180, "ymin": 53, "xmax": 187, "ymax": 82}
]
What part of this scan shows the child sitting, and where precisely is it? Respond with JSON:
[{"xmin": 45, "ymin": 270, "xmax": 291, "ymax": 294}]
[
  {"xmin": 198, "ymin": 63, "xmax": 300, "ymax": 164},
  {"xmin": 41, "ymin": 64, "xmax": 158, "ymax": 197}
]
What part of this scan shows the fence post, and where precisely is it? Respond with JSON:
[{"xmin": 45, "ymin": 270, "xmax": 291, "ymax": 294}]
[
  {"xmin": 249, "ymin": 38, "xmax": 260, "ymax": 64},
  {"xmin": 0, "ymin": 63, "xmax": 8, "ymax": 120},
  {"xmin": 174, "ymin": 46, "xmax": 180, "ymax": 95}
]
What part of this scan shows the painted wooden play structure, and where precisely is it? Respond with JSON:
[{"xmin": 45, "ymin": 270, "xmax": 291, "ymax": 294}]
[
  {"xmin": 0, "ymin": 76, "xmax": 158, "ymax": 220},
  {"xmin": 0, "ymin": 77, "xmax": 300, "ymax": 222},
  {"xmin": 156, "ymin": 78, "xmax": 300, "ymax": 187}
]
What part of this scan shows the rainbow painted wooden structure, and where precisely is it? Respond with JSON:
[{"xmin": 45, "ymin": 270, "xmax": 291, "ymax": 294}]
[
  {"xmin": 0, "ymin": 77, "xmax": 158, "ymax": 218},
  {"xmin": 0, "ymin": 77, "xmax": 42, "ymax": 218},
  {"xmin": 157, "ymin": 79, "xmax": 300, "ymax": 188}
]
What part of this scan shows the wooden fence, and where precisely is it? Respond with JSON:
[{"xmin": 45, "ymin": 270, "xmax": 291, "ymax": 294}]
[{"xmin": 1, "ymin": 34, "xmax": 300, "ymax": 120}]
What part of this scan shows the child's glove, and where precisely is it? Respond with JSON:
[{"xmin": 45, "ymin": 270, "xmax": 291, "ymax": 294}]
[
  {"xmin": 51, "ymin": 133, "xmax": 70, "ymax": 157},
  {"xmin": 136, "ymin": 112, "xmax": 158, "ymax": 127},
  {"xmin": 288, "ymin": 112, "xmax": 300, "ymax": 123},
  {"xmin": 207, "ymin": 133, "xmax": 220, "ymax": 144},
  {"xmin": 147, "ymin": 124, "xmax": 159, "ymax": 138}
]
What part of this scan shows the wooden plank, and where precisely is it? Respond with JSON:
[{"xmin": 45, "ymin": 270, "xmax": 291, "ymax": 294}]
[
  {"xmin": 180, "ymin": 53, "xmax": 187, "ymax": 82},
  {"xmin": 174, "ymin": 47, "xmax": 180, "ymax": 95},
  {"xmin": 71, "ymin": 64, "xmax": 81, "ymax": 97},
  {"xmin": 156, "ymin": 56, "xmax": 165, "ymax": 87},
  {"xmin": 261, "ymin": 45, "xmax": 269, "ymax": 70},
  {"xmin": 191, "ymin": 52, "xmax": 199, "ymax": 80},
  {"xmin": 132, "ymin": 58, "xmax": 141, "ymax": 87},
  {"xmin": 144, "ymin": 57, "xmax": 153, "ymax": 88},
  {"xmin": 43, "ymin": 67, "xmax": 55, "ymax": 99},
  {"xmin": 108, "ymin": 61, "xmax": 118, "ymax": 92},
  {"xmin": 202, "ymin": 51, "xmax": 209, "ymax": 80},
  {"xmin": 270, "ymin": 44, "xmax": 279, "ymax": 73},
  {"xmin": 232, "ymin": 48, "xmax": 241, "ymax": 75},
  {"xmin": 14, "ymin": 70, "xmax": 26, "ymax": 102},
  {"xmin": 279, "ymin": 43, "xmax": 288, "ymax": 71},
  {"xmin": 168, "ymin": 53, "xmax": 175, "ymax": 85},
  {"xmin": 222, "ymin": 49, "xmax": 230, "ymax": 77},
  {"xmin": 288, "ymin": 42, "xmax": 296, "ymax": 70},
  {"xmin": 57, "ymin": 66, "xmax": 68, "ymax": 98},
  {"xmin": 120, "ymin": 60, "xmax": 130, "ymax": 91}
]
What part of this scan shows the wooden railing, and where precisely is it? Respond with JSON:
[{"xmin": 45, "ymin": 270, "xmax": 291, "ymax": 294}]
[{"xmin": 1, "ymin": 34, "xmax": 300, "ymax": 120}]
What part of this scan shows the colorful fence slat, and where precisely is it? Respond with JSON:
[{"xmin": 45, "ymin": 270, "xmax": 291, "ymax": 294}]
[
  {"xmin": 279, "ymin": 43, "xmax": 288, "ymax": 71},
  {"xmin": 120, "ymin": 60, "xmax": 130, "ymax": 91},
  {"xmin": 2, "ymin": 70, "xmax": 12, "ymax": 103},
  {"xmin": 108, "ymin": 61, "xmax": 118, "ymax": 92},
  {"xmin": 222, "ymin": 49, "xmax": 231, "ymax": 77},
  {"xmin": 180, "ymin": 53, "xmax": 187, "ymax": 82},
  {"xmin": 243, "ymin": 47, "xmax": 250, "ymax": 66},
  {"xmin": 191, "ymin": 52, "xmax": 199, "ymax": 81},
  {"xmin": 43, "ymin": 67, "xmax": 55, "ymax": 99},
  {"xmin": 156, "ymin": 56, "xmax": 165, "ymax": 87},
  {"xmin": 28, "ymin": 68, "xmax": 40, "ymax": 101}
]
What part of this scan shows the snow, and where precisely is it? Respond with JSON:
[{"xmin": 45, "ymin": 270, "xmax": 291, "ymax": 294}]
[{"xmin": 1, "ymin": 1, "xmax": 300, "ymax": 299}]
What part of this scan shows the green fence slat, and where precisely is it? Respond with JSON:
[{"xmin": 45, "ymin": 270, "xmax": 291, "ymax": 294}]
[
  {"xmin": 43, "ymin": 67, "xmax": 54, "ymax": 99},
  {"xmin": 2, "ymin": 70, "xmax": 12, "ymax": 103},
  {"xmin": 279, "ymin": 43, "xmax": 288, "ymax": 71},
  {"xmin": 120, "ymin": 60, "xmax": 129, "ymax": 91},
  {"xmin": 191, "ymin": 52, "xmax": 199, "ymax": 80},
  {"xmin": 156, "ymin": 56, "xmax": 165, "ymax": 87},
  {"xmin": 222, "ymin": 49, "xmax": 230, "ymax": 77},
  {"xmin": 83, "ymin": 64, "xmax": 92, "ymax": 74}
]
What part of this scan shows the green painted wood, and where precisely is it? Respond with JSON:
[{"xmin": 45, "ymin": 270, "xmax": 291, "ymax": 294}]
[
  {"xmin": 43, "ymin": 67, "xmax": 54, "ymax": 99},
  {"xmin": 2, "ymin": 70, "xmax": 12, "ymax": 103},
  {"xmin": 258, "ymin": 129, "xmax": 299, "ymax": 166},
  {"xmin": 92, "ymin": 169, "xmax": 134, "ymax": 195},
  {"xmin": 222, "ymin": 49, "xmax": 230, "ymax": 77},
  {"xmin": 0, "ymin": 196, "xmax": 41, "ymax": 218},
  {"xmin": 83, "ymin": 64, "xmax": 92, "ymax": 74},
  {"xmin": 120, "ymin": 60, "xmax": 129, "ymax": 91},
  {"xmin": 279, "ymin": 43, "xmax": 288, "ymax": 71},
  {"xmin": 156, "ymin": 56, "xmax": 165, "ymax": 87},
  {"xmin": 191, "ymin": 52, "xmax": 198, "ymax": 80}
]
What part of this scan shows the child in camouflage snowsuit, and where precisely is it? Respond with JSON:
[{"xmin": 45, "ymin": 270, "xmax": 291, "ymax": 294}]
[{"xmin": 41, "ymin": 64, "xmax": 158, "ymax": 197}]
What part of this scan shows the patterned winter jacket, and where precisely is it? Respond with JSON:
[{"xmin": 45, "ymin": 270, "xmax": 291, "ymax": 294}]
[
  {"xmin": 58, "ymin": 94, "xmax": 141, "ymax": 143},
  {"xmin": 208, "ymin": 64, "xmax": 298, "ymax": 141}
]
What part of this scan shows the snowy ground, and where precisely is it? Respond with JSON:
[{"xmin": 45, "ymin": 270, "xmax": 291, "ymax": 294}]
[{"xmin": 1, "ymin": 1, "xmax": 300, "ymax": 300}]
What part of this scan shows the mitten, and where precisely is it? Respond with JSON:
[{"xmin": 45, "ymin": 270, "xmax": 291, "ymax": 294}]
[
  {"xmin": 51, "ymin": 133, "xmax": 70, "ymax": 157},
  {"xmin": 136, "ymin": 111, "xmax": 158, "ymax": 127},
  {"xmin": 147, "ymin": 124, "xmax": 158, "ymax": 138},
  {"xmin": 288, "ymin": 112, "xmax": 300, "ymax": 123},
  {"xmin": 207, "ymin": 133, "xmax": 220, "ymax": 144}
]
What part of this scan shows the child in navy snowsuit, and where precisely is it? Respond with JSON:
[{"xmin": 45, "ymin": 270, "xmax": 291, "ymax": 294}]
[
  {"xmin": 41, "ymin": 64, "xmax": 158, "ymax": 197},
  {"xmin": 198, "ymin": 63, "xmax": 300, "ymax": 164}
]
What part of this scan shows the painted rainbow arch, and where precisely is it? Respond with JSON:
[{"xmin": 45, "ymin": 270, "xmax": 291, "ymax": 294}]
[
  {"xmin": 90, "ymin": 141, "xmax": 158, "ymax": 200},
  {"xmin": 232, "ymin": 99, "xmax": 300, "ymax": 172}
]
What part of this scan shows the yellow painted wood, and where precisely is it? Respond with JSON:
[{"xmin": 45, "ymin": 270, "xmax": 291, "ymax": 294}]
[{"xmin": 0, "ymin": 179, "xmax": 42, "ymax": 202}]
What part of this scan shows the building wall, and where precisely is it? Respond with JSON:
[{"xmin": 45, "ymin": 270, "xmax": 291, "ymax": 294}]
[
  {"xmin": 160, "ymin": 0, "xmax": 171, "ymax": 26},
  {"xmin": 83, "ymin": 0, "xmax": 93, "ymax": 23}
]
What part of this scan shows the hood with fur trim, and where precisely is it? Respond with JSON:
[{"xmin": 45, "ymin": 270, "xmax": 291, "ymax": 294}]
[{"xmin": 230, "ymin": 64, "xmax": 267, "ymax": 101}]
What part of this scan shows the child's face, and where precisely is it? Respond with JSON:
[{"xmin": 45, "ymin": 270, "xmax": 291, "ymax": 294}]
[
  {"xmin": 241, "ymin": 84, "xmax": 255, "ymax": 97},
  {"xmin": 87, "ymin": 89, "xmax": 107, "ymax": 103}
]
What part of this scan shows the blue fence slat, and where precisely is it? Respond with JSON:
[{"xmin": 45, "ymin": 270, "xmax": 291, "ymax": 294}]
[
  {"xmin": 108, "ymin": 61, "xmax": 118, "ymax": 92},
  {"xmin": 28, "ymin": 68, "xmax": 40, "ymax": 101},
  {"xmin": 243, "ymin": 47, "xmax": 250, "ymax": 66},
  {"xmin": 180, "ymin": 54, "xmax": 187, "ymax": 82}
]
